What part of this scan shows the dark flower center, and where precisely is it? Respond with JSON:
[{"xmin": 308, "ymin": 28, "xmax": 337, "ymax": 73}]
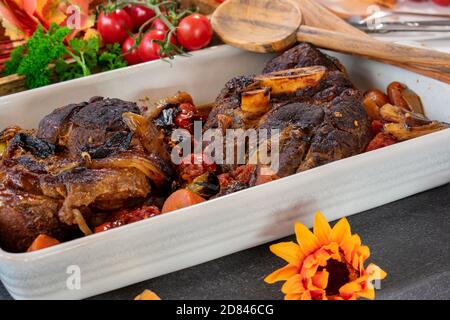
[{"xmin": 319, "ymin": 259, "xmax": 350, "ymax": 296}]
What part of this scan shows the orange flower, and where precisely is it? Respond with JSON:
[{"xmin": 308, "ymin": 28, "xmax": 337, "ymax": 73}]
[
  {"xmin": 265, "ymin": 211, "xmax": 386, "ymax": 300},
  {"xmin": 134, "ymin": 289, "xmax": 161, "ymax": 300}
]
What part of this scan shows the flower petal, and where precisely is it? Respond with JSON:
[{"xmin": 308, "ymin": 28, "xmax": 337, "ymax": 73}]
[
  {"xmin": 264, "ymin": 264, "xmax": 298, "ymax": 284},
  {"xmin": 366, "ymin": 263, "xmax": 387, "ymax": 281},
  {"xmin": 352, "ymin": 245, "xmax": 370, "ymax": 271},
  {"xmin": 331, "ymin": 217, "xmax": 351, "ymax": 244},
  {"xmin": 313, "ymin": 211, "xmax": 332, "ymax": 245},
  {"xmin": 134, "ymin": 289, "xmax": 161, "ymax": 300},
  {"xmin": 339, "ymin": 281, "xmax": 361, "ymax": 300},
  {"xmin": 269, "ymin": 242, "xmax": 303, "ymax": 266},
  {"xmin": 312, "ymin": 270, "xmax": 329, "ymax": 290},
  {"xmin": 281, "ymin": 274, "xmax": 304, "ymax": 294},
  {"xmin": 285, "ymin": 293, "xmax": 303, "ymax": 300},
  {"xmin": 301, "ymin": 291, "xmax": 312, "ymax": 300},
  {"xmin": 341, "ymin": 234, "xmax": 361, "ymax": 263},
  {"xmin": 357, "ymin": 288, "xmax": 375, "ymax": 300},
  {"xmin": 295, "ymin": 222, "xmax": 320, "ymax": 256}
]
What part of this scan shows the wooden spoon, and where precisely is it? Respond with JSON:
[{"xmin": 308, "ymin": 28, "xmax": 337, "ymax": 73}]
[
  {"xmin": 294, "ymin": 0, "xmax": 450, "ymax": 83},
  {"xmin": 211, "ymin": 0, "xmax": 450, "ymax": 83}
]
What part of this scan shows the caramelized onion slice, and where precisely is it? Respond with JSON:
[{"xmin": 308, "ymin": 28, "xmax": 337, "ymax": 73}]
[
  {"xmin": 89, "ymin": 154, "xmax": 166, "ymax": 187},
  {"xmin": 384, "ymin": 122, "xmax": 449, "ymax": 141},
  {"xmin": 122, "ymin": 112, "xmax": 170, "ymax": 163},
  {"xmin": 401, "ymin": 88, "xmax": 425, "ymax": 115},
  {"xmin": 73, "ymin": 209, "xmax": 93, "ymax": 236},
  {"xmin": 144, "ymin": 91, "xmax": 195, "ymax": 120},
  {"xmin": 255, "ymin": 66, "xmax": 326, "ymax": 95}
]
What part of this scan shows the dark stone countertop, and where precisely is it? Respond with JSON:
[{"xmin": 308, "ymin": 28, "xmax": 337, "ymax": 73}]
[{"xmin": 1, "ymin": 183, "xmax": 449, "ymax": 300}]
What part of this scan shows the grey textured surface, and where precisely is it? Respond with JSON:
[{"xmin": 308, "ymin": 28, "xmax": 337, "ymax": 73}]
[{"xmin": 1, "ymin": 183, "xmax": 449, "ymax": 300}]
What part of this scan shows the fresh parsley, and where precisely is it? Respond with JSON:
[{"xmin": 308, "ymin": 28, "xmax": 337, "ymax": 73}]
[{"xmin": 3, "ymin": 24, "xmax": 128, "ymax": 89}]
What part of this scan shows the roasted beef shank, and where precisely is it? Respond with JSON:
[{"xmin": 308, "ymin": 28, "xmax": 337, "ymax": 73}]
[
  {"xmin": 205, "ymin": 43, "xmax": 372, "ymax": 191},
  {"xmin": 0, "ymin": 97, "xmax": 171, "ymax": 252}
]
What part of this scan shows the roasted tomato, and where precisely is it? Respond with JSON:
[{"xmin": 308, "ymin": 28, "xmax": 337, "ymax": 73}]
[
  {"xmin": 179, "ymin": 153, "xmax": 217, "ymax": 184},
  {"xmin": 175, "ymin": 103, "xmax": 198, "ymax": 132},
  {"xmin": 365, "ymin": 133, "xmax": 397, "ymax": 152},
  {"xmin": 161, "ymin": 189, "xmax": 205, "ymax": 213},
  {"xmin": 387, "ymin": 82, "xmax": 410, "ymax": 110},
  {"xmin": 363, "ymin": 89, "xmax": 389, "ymax": 120},
  {"xmin": 371, "ymin": 120, "xmax": 384, "ymax": 135},
  {"xmin": 95, "ymin": 205, "xmax": 161, "ymax": 233},
  {"xmin": 232, "ymin": 164, "xmax": 255, "ymax": 185}
]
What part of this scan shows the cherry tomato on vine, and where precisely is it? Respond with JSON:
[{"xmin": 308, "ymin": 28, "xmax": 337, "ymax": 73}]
[
  {"xmin": 125, "ymin": 4, "xmax": 156, "ymax": 31},
  {"xmin": 122, "ymin": 35, "xmax": 142, "ymax": 65},
  {"xmin": 97, "ymin": 9, "xmax": 133, "ymax": 44},
  {"xmin": 138, "ymin": 29, "xmax": 178, "ymax": 62},
  {"xmin": 151, "ymin": 17, "xmax": 170, "ymax": 31},
  {"xmin": 176, "ymin": 14, "xmax": 213, "ymax": 51}
]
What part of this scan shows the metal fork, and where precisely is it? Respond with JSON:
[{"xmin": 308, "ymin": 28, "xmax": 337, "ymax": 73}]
[
  {"xmin": 351, "ymin": 20, "xmax": 450, "ymax": 33},
  {"xmin": 359, "ymin": 10, "xmax": 450, "ymax": 24}
]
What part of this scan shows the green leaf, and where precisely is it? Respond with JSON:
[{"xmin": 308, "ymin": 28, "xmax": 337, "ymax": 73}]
[
  {"xmin": 3, "ymin": 45, "xmax": 25, "ymax": 76},
  {"xmin": 14, "ymin": 24, "xmax": 71, "ymax": 89},
  {"xmin": 98, "ymin": 43, "xmax": 128, "ymax": 71}
]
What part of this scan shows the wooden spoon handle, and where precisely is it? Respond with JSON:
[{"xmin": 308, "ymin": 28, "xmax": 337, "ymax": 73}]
[
  {"xmin": 297, "ymin": 26, "xmax": 450, "ymax": 82},
  {"xmin": 293, "ymin": 0, "xmax": 450, "ymax": 83},
  {"xmin": 293, "ymin": 0, "xmax": 369, "ymax": 38}
]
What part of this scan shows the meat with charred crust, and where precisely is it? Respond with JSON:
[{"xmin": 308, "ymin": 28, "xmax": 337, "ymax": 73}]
[
  {"xmin": 205, "ymin": 43, "xmax": 372, "ymax": 191},
  {"xmin": 0, "ymin": 97, "xmax": 172, "ymax": 252}
]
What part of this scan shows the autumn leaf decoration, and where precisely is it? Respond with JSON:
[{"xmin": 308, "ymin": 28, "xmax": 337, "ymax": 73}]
[{"xmin": 0, "ymin": 0, "xmax": 95, "ymax": 40}]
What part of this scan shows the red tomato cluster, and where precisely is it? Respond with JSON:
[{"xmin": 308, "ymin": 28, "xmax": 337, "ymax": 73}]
[
  {"xmin": 95, "ymin": 205, "xmax": 161, "ymax": 233},
  {"xmin": 96, "ymin": 6, "xmax": 213, "ymax": 66},
  {"xmin": 178, "ymin": 153, "xmax": 217, "ymax": 184}
]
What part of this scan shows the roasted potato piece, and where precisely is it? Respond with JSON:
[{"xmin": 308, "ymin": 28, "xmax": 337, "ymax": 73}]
[
  {"xmin": 241, "ymin": 87, "xmax": 271, "ymax": 114},
  {"xmin": 384, "ymin": 122, "xmax": 449, "ymax": 141},
  {"xmin": 255, "ymin": 66, "xmax": 326, "ymax": 95}
]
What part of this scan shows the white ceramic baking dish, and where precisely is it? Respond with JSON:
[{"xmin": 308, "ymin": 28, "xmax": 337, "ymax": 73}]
[{"xmin": 0, "ymin": 45, "xmax": 449, "ymax": 300}]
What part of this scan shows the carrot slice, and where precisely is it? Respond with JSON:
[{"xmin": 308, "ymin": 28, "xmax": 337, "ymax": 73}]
[
  {"xmin": 27, "ymin": 234, "xmax": 60, "ymax": 252},
  {"xmin": 162, "ymin": 189, "xmax": 205, "ymax": 213}
]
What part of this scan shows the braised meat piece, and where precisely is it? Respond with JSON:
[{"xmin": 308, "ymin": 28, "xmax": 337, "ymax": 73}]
[
  {"xmin": 205, "ymin": 43, "xmax": 372, "ymax": 190},
  {"xmin": 262, "ymin": 42, "xmax": 346, "ymax": 74},
  {"xmin": 37, "ymin": 96, "xmax": 140, "ymax": 158},
  {"xmin": 0, "ymin": 182, "xmax": 78, "ymax": 253},
  {"xmin": 0, "ymin": 97, "xmax": 172, "ymax": 252}
]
